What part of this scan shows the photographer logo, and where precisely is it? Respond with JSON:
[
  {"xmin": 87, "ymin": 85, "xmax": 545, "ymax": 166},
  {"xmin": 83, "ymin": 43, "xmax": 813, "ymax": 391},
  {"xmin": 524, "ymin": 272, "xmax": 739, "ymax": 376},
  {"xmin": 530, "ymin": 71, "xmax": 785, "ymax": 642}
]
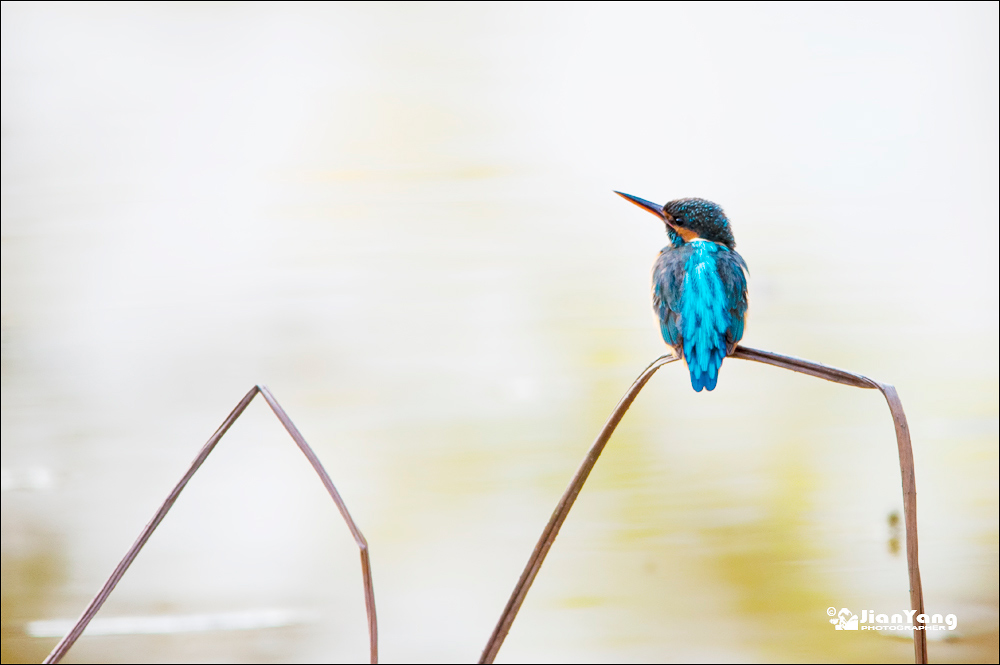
[{"xmin": 826, "ymin": 607, "xmax": 957, "ymax": 633}]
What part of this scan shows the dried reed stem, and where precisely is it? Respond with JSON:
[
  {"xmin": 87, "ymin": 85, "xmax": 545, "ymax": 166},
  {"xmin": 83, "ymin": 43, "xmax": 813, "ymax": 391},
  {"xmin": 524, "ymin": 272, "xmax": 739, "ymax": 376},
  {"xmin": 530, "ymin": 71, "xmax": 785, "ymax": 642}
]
[
  {"xmin": 479, "ymin": 355, "xmax": 679, "ymax": 663},
  {"xmin": 480, "ymin": 346, "xmax": 925, "ymax": 664},
  {"xmin": 733, "ymin": 348, "xmax": 925, "ymax": 663},
  {"xmin": 257, "ymin": 386, "xmax": 378, "ymax": 662},
  {"xmin": 43, "ymin": 385, "xmax": 378, "ymax": 664}
]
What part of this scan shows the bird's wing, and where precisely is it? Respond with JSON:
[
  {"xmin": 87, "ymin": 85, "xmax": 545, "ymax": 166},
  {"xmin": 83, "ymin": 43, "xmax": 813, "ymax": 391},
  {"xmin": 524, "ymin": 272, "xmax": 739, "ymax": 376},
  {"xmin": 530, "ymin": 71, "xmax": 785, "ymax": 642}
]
[
  {"xmin": 652, "ymin": 246, "xmax": 691, "ymax": 353},
  {"xmin": 717, "ymin": 248, "xmax": 749, "ymax": 354}
]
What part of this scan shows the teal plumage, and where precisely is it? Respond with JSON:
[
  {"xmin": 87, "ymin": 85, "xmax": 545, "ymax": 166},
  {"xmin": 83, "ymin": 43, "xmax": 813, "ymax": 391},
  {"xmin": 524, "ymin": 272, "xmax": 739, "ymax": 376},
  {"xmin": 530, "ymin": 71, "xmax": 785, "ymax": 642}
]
[{"xmin": 617, "ymin": 193, "xmax": 748, "ymax": 392}]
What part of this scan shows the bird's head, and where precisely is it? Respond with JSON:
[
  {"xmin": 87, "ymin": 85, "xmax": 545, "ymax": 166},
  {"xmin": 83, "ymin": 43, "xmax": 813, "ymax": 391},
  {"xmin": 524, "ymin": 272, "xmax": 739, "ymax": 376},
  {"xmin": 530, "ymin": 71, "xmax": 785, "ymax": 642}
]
[{"xmin": 615, "ymin": 192, "xmax": 736, "ymax": 249}]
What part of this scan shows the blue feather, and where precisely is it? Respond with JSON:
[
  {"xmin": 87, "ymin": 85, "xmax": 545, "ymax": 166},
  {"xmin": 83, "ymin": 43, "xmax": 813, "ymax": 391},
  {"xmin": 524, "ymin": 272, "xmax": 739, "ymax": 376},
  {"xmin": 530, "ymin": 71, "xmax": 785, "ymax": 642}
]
[
  {"xmin": 647, "ymin": 207, "xmax": 748, "ymax": 392},
  {"xmin": 679, "ymin": 243, "xmax": 722, "ymax": 390}
]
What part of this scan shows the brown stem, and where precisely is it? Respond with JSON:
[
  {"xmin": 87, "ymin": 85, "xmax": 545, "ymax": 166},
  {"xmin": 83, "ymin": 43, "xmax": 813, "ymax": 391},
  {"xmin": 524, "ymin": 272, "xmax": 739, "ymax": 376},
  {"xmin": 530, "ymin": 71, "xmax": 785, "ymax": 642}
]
[
  {"xmin": 481, "ymin": 346, "xmax": 926, "ymax": 665},
  {"xmin": 732, "ymin": 348, "xmax": 925, "ymax": 663},
  {"xmin": 43, "ymin": 385, "xmax": 379, "ymax": 664},
  {"xmin": 257, "ymin": 385, "xmax": 378, "ymax": 663},
  {"xmin": 479, "ymin": 355, "xmax": 679, "ymax": 663}
]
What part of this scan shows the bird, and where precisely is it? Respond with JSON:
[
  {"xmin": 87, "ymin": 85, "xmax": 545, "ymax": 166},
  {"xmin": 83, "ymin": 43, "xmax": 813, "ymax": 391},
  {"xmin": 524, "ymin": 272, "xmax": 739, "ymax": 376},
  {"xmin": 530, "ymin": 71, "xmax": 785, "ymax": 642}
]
[{"xmin": 615, "ymin": 191, "xmax": 748, "ymax": 392}]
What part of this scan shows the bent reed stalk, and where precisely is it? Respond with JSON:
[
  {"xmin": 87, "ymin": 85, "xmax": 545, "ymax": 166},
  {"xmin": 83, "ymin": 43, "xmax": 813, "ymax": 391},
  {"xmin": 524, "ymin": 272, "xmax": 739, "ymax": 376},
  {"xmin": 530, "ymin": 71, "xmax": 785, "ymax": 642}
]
[
  {"xmin": 480, "ymin": 345, "xmax": 925, "ymax": 665},
  {"xmin": 43, "ymin": 385, "xmax": 378, "ymax": 665}
]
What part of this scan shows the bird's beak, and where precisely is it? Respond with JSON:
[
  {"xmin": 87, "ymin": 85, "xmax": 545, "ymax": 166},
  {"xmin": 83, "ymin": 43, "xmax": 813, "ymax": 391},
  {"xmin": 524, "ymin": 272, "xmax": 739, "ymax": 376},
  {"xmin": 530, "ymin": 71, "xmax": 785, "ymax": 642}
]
[{"xmin": 614, "ymin": 191, "xmax": 665, "ymax": 220}]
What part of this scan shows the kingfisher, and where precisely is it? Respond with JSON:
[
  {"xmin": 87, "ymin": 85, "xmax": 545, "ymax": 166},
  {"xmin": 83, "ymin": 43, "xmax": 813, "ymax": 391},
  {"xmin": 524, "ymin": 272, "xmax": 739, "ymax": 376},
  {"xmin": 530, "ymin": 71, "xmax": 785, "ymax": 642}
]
[{"xmin": 615, "ymin": 192, "xmax": 748, "ymax": 392}]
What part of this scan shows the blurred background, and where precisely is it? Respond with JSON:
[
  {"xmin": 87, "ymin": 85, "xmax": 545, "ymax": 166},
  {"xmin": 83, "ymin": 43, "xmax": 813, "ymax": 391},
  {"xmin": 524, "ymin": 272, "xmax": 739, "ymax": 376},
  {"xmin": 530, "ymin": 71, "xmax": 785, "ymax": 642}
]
[{"xmin": 2, "ymin": 2, "xmax": 997, "ymax": 663}]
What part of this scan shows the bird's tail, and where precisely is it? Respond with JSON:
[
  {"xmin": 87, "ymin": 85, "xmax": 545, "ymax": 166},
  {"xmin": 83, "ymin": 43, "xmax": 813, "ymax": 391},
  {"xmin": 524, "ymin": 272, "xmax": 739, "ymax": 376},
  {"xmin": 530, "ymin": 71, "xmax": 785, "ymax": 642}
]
[{"xmin": 687, "ymin": 345, "xmax": 726, "ymax": 392}]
